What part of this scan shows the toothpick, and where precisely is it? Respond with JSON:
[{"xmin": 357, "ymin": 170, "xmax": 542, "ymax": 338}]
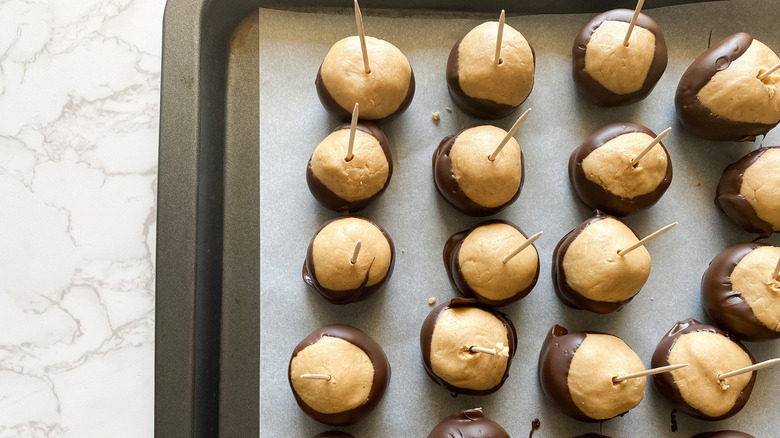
[
  {"xmin": 618, "ymin": 222, "xmax": 677, "ymax": 256},
  {"xmin": 719, "ymin": 358, "xmax": 780, "ymax": 380},
  {"xmin": 502, "ymin": 231, "xmax": 543, "ymax": 264},
  {"xmin": 350, "ymin": 240, "xmax": 362, "ymax": 264},
  {"xmin": 354, "ymin": 0, "xmax": 370, "ymax": 74},
  {"xmin": 623, "ymin": 0, "xmax": 646, "ymax": 47},
  {"xmin": 631, "ymin": 127, "xmax": 671, "ymax": 166},
  {"xmin": 301, "ymin": 373, "xmax": 332, "ymax": 381},
  {"xmin": 346, "ymin": 103, "xmax": 359, "ymax": 161},
  {"xmin": 494, "ymin": 10, "xmax": 505, "ymax": 65},
  {"xmin": 469, "ymin": 346, "xmax": 497, "ymax": 355},
  {"xmin": 773, "ymin": 257, "xmax": 780, "ymax": 281},
  {"xmin": 758, "ymin": 61, "xmax": 780, "ymax": 81},
  {"xmin": 489, "ymin": 108, "xmax": 532, "ymax": 161},
  {"xmin": 612, "ymin": 363, "xmax": 688, "ymax": 383}
]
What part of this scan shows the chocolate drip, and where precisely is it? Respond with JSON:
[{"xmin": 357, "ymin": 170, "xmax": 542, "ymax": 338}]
[
  {"xmin": 572, "ymin": 9, "xmax": 667, "ymax": 107},
  {"xmin": 650, "ymin": 319, "xmax": 756, "ymax": 421},
  {"xmin": 420, "ymin": 298, "xmax": 518, "ymax": 396},
  {"xmin": 529, "ymin": 418, "xmax": 541, "ymax": 437},
  {"xmin": 715, "ymin": 147, "xmax": 777, "ymax": 237},
  {"xmin": 676, "ymin": 33, "xmax": 776, "ymax": 142},
  {"xmin": 692, "ymin": 431, "xmax": 756, "ymax": 438},
  {"xmin": 428, "ymin": 408, "xmax": 510, "ymax": 438},
  {"xmin": 289, "ymin": 324, "xmax": 390, "ymax": 426},
  {"xmin": 569, "ymin": 122, "xmax": 673, "ymax": 217},
  {"xmin": 302, "ymin": 216, "xmax": 395, "ymax": 305}
]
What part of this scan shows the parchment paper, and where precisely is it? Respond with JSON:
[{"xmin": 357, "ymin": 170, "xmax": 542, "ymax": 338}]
[{"xmin": 259, "ymin": 1, "xmax": 780, "ymax": 436}]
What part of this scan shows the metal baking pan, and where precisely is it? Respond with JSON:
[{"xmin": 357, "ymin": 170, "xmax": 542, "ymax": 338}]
[{"xmin": 156, "ymin": 0, "xmax": 721, "ymax": 436}]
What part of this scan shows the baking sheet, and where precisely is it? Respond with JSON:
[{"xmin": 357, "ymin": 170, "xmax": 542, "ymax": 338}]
[{"xmin": 259, "ymin": 1, "xmax": 780, "ymax": 436}]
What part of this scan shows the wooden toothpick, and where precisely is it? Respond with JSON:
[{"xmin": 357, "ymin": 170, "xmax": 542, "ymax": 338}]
[
  {"xmin": 631, "ymin": 127, "xmax": 671, "ymax": 167},
  {"xmin": 758, "ymin": 61, "xmax": 780, "ymax": 81},
  {"xmin": 773, "ymin": 257, "xmax": 780, "ymax": 281},
  {"xmin": 489, "ymin": 108, "xmax": 532, "ymax": 161},
  {"xmin": 346, "ymin": 103, "xmax": 359, "ymax": 161},
  {"xmin": 354, "ymin": 0, "xmax": 370, "ymax": 74},
  {"xmin": 494, "ymin": 10, "xmax": 506, "ymax": 65},
  {"xmin": 469, "ymin": 346, "xmax": 497, "ymax": 355},
  {"xmin": 618, "ymin": 222, "xmax": 677, "ymax": 256},
  {"xmin": 502, "ymin": 231, "xmax": 543, "ymax": 264},
  {"xmin": 612, "ymin": 363, "xmax": 688, "ymax": 383},
  {"xmin": 719, "ymin": 358, "xmax": 780, "ymax": 380},
  {"xmin": 350, "ymin": 240, "xmax": 362, "ymax": 264},
  {"xmin": 301, "ymin": 373, "xmax": 332, "ymax": 381},
  {"xmin": 624, "ymin": 0, "xmax": 646, "ymax": 47}
]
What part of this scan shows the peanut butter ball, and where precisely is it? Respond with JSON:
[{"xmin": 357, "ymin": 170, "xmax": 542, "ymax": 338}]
[
  {"xmin": 428, "ymin": 408, "xmax": 509, "ymax": 438},
  {"xmin": 444, "ymin": 220, "xmax": 539, "ymax": 306},
  {"xmin": 651, "ymin": 319, "xmax": 756, "ymax": 421},
  {"xmin": 307, "ymin": 122, "xmax": 392, "ymax": 212},
  {"xmin": 538, "ymin": 325, "xmax": 646, "ymax": 423},
  {"xmin": 316, "ymin": 36, "xmax": 414, "ymax": 122},
  {"xmin": 569, "ymin": 123, "xmax": 672, "ymax": 217},
  {"xmin": 676, "ymin": 33, "xmax": 780, "ymax": 141},
  {"xmin": 303, "ymin": 216, "xmax": 394, "ymax": 304},
  {"xmin": 552, "ymin": 212, "xmax": 651, "ymax": 313},
  {"xmin": 446, "ymin": 20, "xmax": 535, "ymax": 119},
  {"xmin": 433, "ymin": 125, "xmax": 524, "ymax": 216},
  {"xmin": 289, "ymin": 324, "xmax": 390, "ymax": 426},
  {"xmin": 573, "ymin": 9, "xmax": 667, "ymax": 107},
  {"xmin": 716, "ymin": 147, "xmax": 780, "ymax": 237},
  {"xmin": 420, "ymin": 298, "xmax": 517, "ymax": 396}
]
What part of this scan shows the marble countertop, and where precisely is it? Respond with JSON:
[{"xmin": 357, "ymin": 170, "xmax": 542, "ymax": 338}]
[{"xmin": 0, "ymin": 0, "xmax": 164, "ymax": 435}]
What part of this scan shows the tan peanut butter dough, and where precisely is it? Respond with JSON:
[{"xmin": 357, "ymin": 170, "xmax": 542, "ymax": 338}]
[
  {"xmin": 320, "ymin": 36, "xmax": 411, "ymax": 120},
  {"xmin": 581, "ymin": 132, "xmax": 668, "ymax": 199},
  {"xmin": 584, "ymin": 20, "xmax": 656, "ymax": 95},
  {"xmin": 459, "ymin": 223, "xmax": 538, "ymax": 301},
  {"xmin": 430, "ymin": 307, "xmax": 509, "ymax": 391},
  {"xmin": 740, "ymin": 148, "xmax": 780, "ymax": 230},
  {"xmin": 731, "ymin": 246, "xmax": 780, "ymax": 331},
  {"xmin": 667, "ymin": 331, "xmax": 753, "ymax": 418},
  {"xmin": 311, "ymin": 217, "xmax": 391, "ymax": 291},
  {"xmin": 457, "ymin": 21, "xmax": 534, "ymax": 106},
  {"xmin": 698, "ymin": 40, "xmax": 780, "ymax": 125},
  {"xmin": 567, "ymin": 334, "xmax": 645, "ymax": 420},
  {"xmin": 310, "ymin": 129, "xmax": 389, "ymax": 202},
  {"xmin": 562, "ymin": 218, "xmax": 651, "ymax": 302},
  {"xmin": 450, "ymin": 126, "xmax": 522, "ymax": 208},
  {"xmin": 289, "ymin": 336, "xmax": 374, "ymax": 414}
]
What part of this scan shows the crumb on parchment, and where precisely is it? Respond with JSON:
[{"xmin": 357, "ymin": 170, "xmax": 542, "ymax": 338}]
[
  {"xmin": 432, "ymin": 112, "xmax": 440, "ymax": 121},
  {"xmin": 428, "ymin": 297, "xmax": 436, "ymax": 305},
  {"xmin": 445, "ymin": 107, "xmax": 452, "ymax": 112}
]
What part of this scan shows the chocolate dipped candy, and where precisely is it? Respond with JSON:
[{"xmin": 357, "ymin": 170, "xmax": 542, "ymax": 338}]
[
  {"xmin": 303, "ymin": 216, "xmax": 394, "ymax": 304},
  {"xmin": 446, "ymin": 17, "xmax": 535, "ymax": 119},
  {"xmin": 569, "ymin": 123, "xmax": 672, "ymax": 217},
  {"xmin": 428, "ymin": 408, "xmax": 509, "ymax": 438},
  {"xmin": 651, "ymin": 319, "xmax": 756, "ymax": 421},
  {"xmin": 316, "ymin": 35, "xmax": 414, "ymax": 122},
  {"xmin": 420, "ymin": 298, "xmax": 517, "ymax": 396},
  {"xmin": 692, "ymin": 432, "xmax": 755, "ymax": 438},
  {"xmin": 572, "ymin": 9, "xmax": 667, "ymax": 107},
  {"xmin": 433, "ymin": 125, "xmax": 524, "ymax": 216},
  {"xmin": 552, "ymin": 212, "xmax": 651, "ymax": 313},
  {"xmin": 444, "ymin": 220, "xmax": 539, "ymax": 306},
  {"xmin": 313, "ymin": 433, "xmax": 354, "ymax": 438},
  {"xmin": 538, "ymin": 325, "xmax": 646, "ymax": 423},
  {"xmin": 307, "ymin": 122, "xmax": 392, "ymax": 212},
  {"xmin": 702, "ymin": 243, "xmax": 780, "ymax": 341},
  {"xmin": 289, "ymin": 324, "xmax": 390, "ymax": 426},
  {"xmin": 676, "ymin": 33, "xmax": 780, "ymax": 142},
  {"xmin": 715, "ymin": 146, "xmax": 780, "ymax": 237}
]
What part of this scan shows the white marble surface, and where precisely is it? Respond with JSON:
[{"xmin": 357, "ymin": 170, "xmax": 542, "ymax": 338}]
[{"xmin": 0, "ymin": 0, "xmax": 164, "ymax": 436}]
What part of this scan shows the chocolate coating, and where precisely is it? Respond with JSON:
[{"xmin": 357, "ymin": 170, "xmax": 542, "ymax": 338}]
[
  {"xmin": 551, "ymin": 211, "xmax": 640, "ymax": 313},
  {"xmin": 569, "ymin": 122, "xmax": 673, "ymax": 217},
  {"xmin": 572, "ymin": 9, "xmax": 667, "ymax": 107},
  {"xmin": 676, "ymin": 33, "xmax": 777, "ymax": 142},
  {"xmin": 692, "ymin": 432, "xmax": 755, "ymax": 438},
  {"xmin": 306, "ymin": 122, "xmax": 393, "ymax": 213},
  {"xmin": 289, "ymin": 324, "xmax": 390, "ymax": 426},
  {"xmin": 702, "ymin": 243, "xmax": 780, "ymax": 341},
  {"xmin": 302, "ymin": 216, "xmax": 395, "ymax": 305},
  {"xmin": 313, "ymin": 433, "xmax": 355, "ymax": 438},
  {"xmin": 443, "ymin": 220, "xmax": 540, "ymax": 306},
  {"xmin": 446, "ymin": 35, "xmax": 536, "ymax": 119},
  {"xmin": 420, "ymin": 298, "xmax": 517, "ymax": 396},
  {"xmin": 428, "ymin": 408, "xmax": 510, "ymax": 438},
  {"xmin": 715, "ymin": 147, "xmax": 778, "ymax": 237},
  {"xmin": 315, "ymin": 64, "xmax": 415, "ymax": 123},
  {"xmin": 432, "ymin": 134, "xmax": 525, "ymax": 217},
  {"xmin": 650, "ymin": 319, "xmax": 756, "ymax": 421}
]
